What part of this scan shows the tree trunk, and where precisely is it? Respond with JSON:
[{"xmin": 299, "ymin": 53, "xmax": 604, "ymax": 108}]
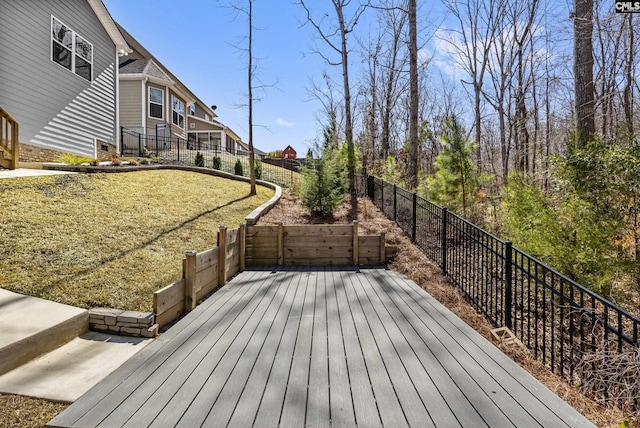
[
  {"xmin": 573, "ymin": 0, "xmax": 595, "ymax": 147},
  {"xmin": 247, "ymin": 0, "xmax": 256, "ymax": 195},
  {"xmin": 406, "ymin": 0, "xmax": 418, "ymax": 190}
]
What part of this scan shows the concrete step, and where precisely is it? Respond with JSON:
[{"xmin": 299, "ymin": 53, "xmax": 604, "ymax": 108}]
[
  {"xmin": 0, "ymin": 331, "xmax": 152, "ymax": 403},
  {"xmin": 0, "ymin": 289, "xmax": 88, "ymax": 377}
]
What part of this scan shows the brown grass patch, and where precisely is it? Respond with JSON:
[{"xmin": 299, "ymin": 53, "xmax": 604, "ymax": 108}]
[
  {"xmin": 257, "ymin": 190, "xmax": 631, "ymax": 428},
  {"xmin": 0, "ymin": 394, "xmax": 68, "ymax": 428},
  {"xmin": 0, "ymin": 170, "xmax": 273, "ymax": 311}
]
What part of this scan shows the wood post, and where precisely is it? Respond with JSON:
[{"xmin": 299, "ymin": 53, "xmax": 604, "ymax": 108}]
[
  {"xmin": 380, "ymin": 231, "xmax": 386, "ymax": 265},
  {"xmin": 277, "ymin": 223, "xmax": 284, "ymax": 265},
  {"xmin": 184, "ymin": 250, "xmax": 197, "ymax": 312},
  {"xmin": 218, "ymin": 226, "xmax": 227, "ymax": 286},
  {"xmin": 239, "ymin": 223, "xmax": 246, "ymax": 272},
  {"xmin": 353, "ymin": 220, "xmax": 359, "ymax": 265}
]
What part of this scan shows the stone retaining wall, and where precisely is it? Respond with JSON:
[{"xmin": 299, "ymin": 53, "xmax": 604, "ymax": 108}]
[{"xmin": 89, "ymin": 308, "xmax": 158, "ymax": 338}]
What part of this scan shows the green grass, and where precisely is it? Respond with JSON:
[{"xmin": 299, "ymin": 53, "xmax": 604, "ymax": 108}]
[{"xmin": 0, "ymin": 170, "xmax": 273, "ymax": 312}]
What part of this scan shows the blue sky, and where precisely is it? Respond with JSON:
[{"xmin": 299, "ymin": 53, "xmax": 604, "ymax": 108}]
[{"xmin": 103, "ymin": 0, "xmax": 329, "ymax": 155}]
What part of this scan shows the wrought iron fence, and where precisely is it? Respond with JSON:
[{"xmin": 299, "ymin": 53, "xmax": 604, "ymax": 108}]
[
  {"xmin": 120, "ymin": 127, "xmax": 300, "ymax": 188},
  {"xmin": 361, "ymin": 170, "xmax": 640, "ymax": 409}
]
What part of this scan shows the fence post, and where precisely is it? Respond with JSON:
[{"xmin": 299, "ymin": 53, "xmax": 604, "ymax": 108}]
[
  {"xmin": 137, "ymin": 132, "xmax": 141, "ymax": 157},
  {"xmin": 218, "ymin": 226, "xmax": 228, "ymax": 286},
  {"xmin": 277, "ymin": 223, "xmax": 284, "ymax": 265},
  {"xmin": 504, "ymin": 241, "xmax": 513, "ymax": 329},
  {"xmin": 239, "ymin": 223, "xmax": 246, "ymax": 272},
  {"xmin": 367, "ymin": 173, "xmax": 375, "ymax": 200},
  {"xmin": 393, "ymin": 184, "xmax": 397, "ymax": 221},
  {"xmin": 442, "ymin": 207, "xmax": 448, "ymax": 274},
  {"xmin": 353, "ymin": 220, "xmax": 359, "ymax": 265},
  {"xmin": 184, "ymin": 250, "xmax": 197, "ymax": 312},
  {"xmin": 380, "ymin": 180, "xmax": 384, "ymax": 212},
  {"xmin": 412, "ymin": 192, "xmax": 417, "ymax": 242}
]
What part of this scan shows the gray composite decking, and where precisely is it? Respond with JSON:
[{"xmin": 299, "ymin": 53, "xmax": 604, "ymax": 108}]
[{"xmin": 48, "ymin": 266, "xmax": 594, "ymax": 428}]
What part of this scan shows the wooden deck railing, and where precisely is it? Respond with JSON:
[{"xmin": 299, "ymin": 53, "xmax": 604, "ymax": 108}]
[
  {"xmin": 0, "ymin": 107, "xmax": 19, "ymax": 170},
  {"xmin": 153, "ymin": 221, "xmax": 391, "ymax": 327}
]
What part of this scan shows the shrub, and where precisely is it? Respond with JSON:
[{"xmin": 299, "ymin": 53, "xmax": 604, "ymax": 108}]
[
  {"xmin": 234, "ymin": 159, "xmax": 244, "ymax": 176},
  {"xmin": 57, "ymin": 153, "xmax": 92, "ymax": 165},
  {"xmin": 212, "ymin": 156, "xmax": 221, "ymax": 170},
  {"xmin": 254, "ymin": 158, "xmax": 262, "ymax": 179},
  {"xmin": 195, "ymin": 152, "xmax": 205, "ymax": 167}
]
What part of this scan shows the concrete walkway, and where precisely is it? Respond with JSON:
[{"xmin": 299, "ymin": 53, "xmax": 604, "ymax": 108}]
[
  {"xmin": 0, "ymin": 168, "xmax": 76, "ymax": 179},
  {"xmin": 0, "ymin": 289, "xmax": 152, "ymax": 403},
  {"xmin": 0, "ymin": 332, "xmax": 152, "ymax": 403}
]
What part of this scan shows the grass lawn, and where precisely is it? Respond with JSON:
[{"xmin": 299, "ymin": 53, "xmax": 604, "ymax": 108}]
[{"xmin": 0, "ymin": 170, "xmax": 273, "ymax": 312}]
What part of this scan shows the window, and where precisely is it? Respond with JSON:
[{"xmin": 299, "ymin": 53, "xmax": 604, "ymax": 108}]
[
  {"xmin": 149, "ymin": 87, "xmax": 164, "ymax": 119},
  {"xmin": 51, "ymin": 16, "xmax": 92, "ymax": 81},
  {"xmin": 172, "ymin": 96, "xmax": 185, "ymax": 128},
  {"xmin": 205, "ymin": 113, "xmax": 210, "ymax": 121},
  {"xmin": 189, "ymin": 104, "xmax": 195, "ymax": 116}
]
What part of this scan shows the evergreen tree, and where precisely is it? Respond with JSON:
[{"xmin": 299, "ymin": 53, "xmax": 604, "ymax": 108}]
[
  {"xmin": 419, "ymin": 116, "xmax": 479, "ymax": 216},
  {"xmin": 299, "ymin": 147, "xmax": 347, "ymax": 217}
]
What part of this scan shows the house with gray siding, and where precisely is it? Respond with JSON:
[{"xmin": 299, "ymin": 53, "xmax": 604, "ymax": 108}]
[
  {"xmin": 116, "ymin": 24, "xmax": 256, "ymax": 156},
  {"xmin": 0, "ymin": 0, "xmax": 130, "ymax": 162}
]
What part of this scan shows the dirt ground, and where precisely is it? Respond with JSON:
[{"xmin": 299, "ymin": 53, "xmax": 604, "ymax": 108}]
[{"xmin": 257, "ymin": 190, "xmax": 632, "ymax": 428}]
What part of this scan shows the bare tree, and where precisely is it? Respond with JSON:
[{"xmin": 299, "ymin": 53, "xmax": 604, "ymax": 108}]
[
  {"xmin": 227, "ymin": 0, "xmax": 263, "ymax": 195},
  {"xmin": 444, "ymin": 0, "xmax": 505, "ymax": 169},
  {"xmin": 298, "ymin": 0, "xmax": 368, "ymax": 190}
]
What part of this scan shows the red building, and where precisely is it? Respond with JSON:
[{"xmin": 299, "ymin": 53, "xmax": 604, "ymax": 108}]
[{"xmin": 281, "ymin": 145, "xmax": 297, "ymax": 159}]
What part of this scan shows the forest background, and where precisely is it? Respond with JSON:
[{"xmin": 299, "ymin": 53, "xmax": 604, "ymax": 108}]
[{"xmin": 295, "ymin": 0, "xmax": 640, "ymax": 311}]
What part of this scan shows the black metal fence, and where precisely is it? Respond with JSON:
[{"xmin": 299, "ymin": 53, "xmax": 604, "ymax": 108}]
[
  {"xmin": 120, "ymin": 127, "xmax": 300, "ymax": 188},
  {"xmin": 362, "ymin": 170, "xmax": 640, "ymax": 409}
]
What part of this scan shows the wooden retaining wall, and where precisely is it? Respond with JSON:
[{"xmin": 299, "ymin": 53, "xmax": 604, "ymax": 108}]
[
  {"xmin": 154, "ymin": 222, "xmax": 390, "ymax": 327},
  {"xmin": 153, "ymin": 225, "xmax": 246, "ymax": 327},
  {"xmin": 246, "ymin": 221, "xmax": 386, "ymax": 266}
]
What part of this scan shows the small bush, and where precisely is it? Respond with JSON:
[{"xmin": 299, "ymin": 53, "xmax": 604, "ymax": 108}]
[
  {"xmin": 234, "ymin": 159, "xmax": 244, "ymax": 176},
  {"xmin": 57, "ymin": 153, "xmax": 92, "ymax": 165},
  {"xmin": 195, "ymin": 152, "xmax": 205, "ymax": 167},
  {"xmin": 212, "ymin": 156, "xmax": 221, "ymax": 170},
  {"xmin": 254, "ymin": 158, "xmax": 262, "ymax": 179}
]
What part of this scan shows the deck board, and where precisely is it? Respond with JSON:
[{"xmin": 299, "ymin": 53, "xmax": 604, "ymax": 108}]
[{"xmin": 48, "ymin": 266, "xmax": 595, "ymax": 428}]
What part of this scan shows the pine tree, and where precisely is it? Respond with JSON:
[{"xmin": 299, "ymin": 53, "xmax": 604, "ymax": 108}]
[{"xmin": 419, "ymin": 116, "xmax": 478, "ymax": 215}]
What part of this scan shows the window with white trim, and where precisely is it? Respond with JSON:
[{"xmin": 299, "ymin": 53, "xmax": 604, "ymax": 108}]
[
  {"xmin": 51, "ymin": 16, "xmax": 92, "ymax": 81},
  {"xmin": 189, "ymin": 104, "xmax": 195, "ymax": 116},
  {"xmin": 149, "ymin": 87, "xmax": 164, "ymax": 119},
  {"xmin": 172, "ymin": 96, "xmax": 185, "ymax": 128}
]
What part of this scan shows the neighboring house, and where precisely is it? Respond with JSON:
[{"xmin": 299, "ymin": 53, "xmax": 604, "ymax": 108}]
[
  {"xmin": 117, "ymin": 24, "xmax": 253, "ymax": 156},
  {"xmin": 0, "ymin": 0, "xmax": 130, "ymax": 162},
  {"xmin": 116, "ymin": 24, "xmax": 202, "ymax": 143},
  {"xmin": 281, "ymin": 145, "xmax": 297, "ymax": 159}
]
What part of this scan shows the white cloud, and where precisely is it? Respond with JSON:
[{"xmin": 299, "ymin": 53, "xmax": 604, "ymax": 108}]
[{"xmin": 276, "ymin": 117, "xmax": 296, "ymax": 127}]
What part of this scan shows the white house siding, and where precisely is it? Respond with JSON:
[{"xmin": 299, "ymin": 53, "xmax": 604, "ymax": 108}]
[{"xmin": 0, "ymin": 0, "xmax": 118, "ymax": 158}]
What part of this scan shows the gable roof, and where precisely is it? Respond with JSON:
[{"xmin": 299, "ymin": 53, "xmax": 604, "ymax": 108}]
[
  {"xmin": 115, "ymin": 23, "xmax": 216, "ymax": 118},
  {"xmin": 87, "ymin": 0, "xmax": 131, "ymax": 55},
  {"xmin": 119, "ymin": 58, "xmax": 174, "ymax": 85}
]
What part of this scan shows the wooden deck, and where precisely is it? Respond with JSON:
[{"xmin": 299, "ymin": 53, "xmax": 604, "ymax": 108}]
[{"xmin": 48, "ymin": 266, "xmax": 594, "ymax": 428}]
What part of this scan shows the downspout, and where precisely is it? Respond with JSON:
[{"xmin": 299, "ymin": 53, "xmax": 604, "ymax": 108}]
[
  {"xmin": 115, "ymin": 51, "xmax": 121, "ymax": 154},
  {"xmin": 142, "ymin": 76, "xmax": 148, "ymax": 134}
]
